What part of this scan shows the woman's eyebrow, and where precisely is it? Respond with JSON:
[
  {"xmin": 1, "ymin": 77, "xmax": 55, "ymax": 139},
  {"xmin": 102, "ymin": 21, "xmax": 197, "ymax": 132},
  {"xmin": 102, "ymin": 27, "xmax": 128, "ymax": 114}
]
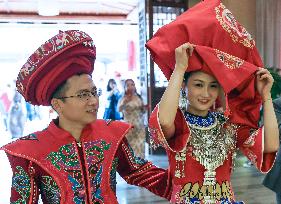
[
  {"xmin": 193, "ymin": 79, "xmax": 218, "ymax": 84},
  {"xmin": 193, "ymin": 79, "xmax": 204, "ymax": 82}
]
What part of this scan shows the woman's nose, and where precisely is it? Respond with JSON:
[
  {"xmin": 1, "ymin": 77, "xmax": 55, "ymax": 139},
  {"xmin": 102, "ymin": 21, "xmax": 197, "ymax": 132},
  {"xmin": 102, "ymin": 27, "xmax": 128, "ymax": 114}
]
[{"xmin": 202, "ymin": 87, "xmax": 210, "ymax": 97}]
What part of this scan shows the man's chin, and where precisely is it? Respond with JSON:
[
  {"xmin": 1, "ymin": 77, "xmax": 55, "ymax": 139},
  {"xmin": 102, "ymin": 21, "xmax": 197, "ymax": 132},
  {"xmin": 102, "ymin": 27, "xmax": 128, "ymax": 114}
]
[{"xmin": 88, "ymin": 116, "xmax": 97, "ymax": 123}]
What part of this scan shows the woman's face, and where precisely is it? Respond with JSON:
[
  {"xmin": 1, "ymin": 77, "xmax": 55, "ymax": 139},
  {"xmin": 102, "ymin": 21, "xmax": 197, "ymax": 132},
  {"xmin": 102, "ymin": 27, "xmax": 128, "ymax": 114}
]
[
  {"xmin": 125, "ymin": 80, "xmax": 136, "ymax": 94},
  {"xmin": 186, "ymin": 71, "xmax": 220, "ymax": 116},
  {"xmin": 109, "ymin": 80, "xmax": 116, "ymax": 89}
]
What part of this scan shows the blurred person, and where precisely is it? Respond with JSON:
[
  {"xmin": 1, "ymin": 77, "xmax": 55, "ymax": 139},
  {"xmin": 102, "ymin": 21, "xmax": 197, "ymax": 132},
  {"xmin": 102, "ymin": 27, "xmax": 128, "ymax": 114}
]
[
  {"xmin": 103, "ymin": 78, "xmax": 122, "ymax": 120},
  {"xmin": 118, "ymin": 79, "xmax": 148, "ymax": 157},
  {"xmin": 0, "ymin": 30, "xmax": 172, "ymax": 203},
  {"xmin": 0, "ymin": 88, "xmax": 12, "ymax": 131},
  {"xmin": 8, "ymin": 90, "xmax": 26, "ymax": 139},
  {"xmin": 263, "ymin": 96, "xmax": 281, "ymax": 204}
]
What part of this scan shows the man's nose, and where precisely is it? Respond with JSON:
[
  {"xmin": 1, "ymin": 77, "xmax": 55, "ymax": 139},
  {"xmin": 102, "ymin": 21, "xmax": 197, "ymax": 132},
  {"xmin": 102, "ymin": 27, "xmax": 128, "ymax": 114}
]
[{"xmin": 87, "ymin": 95, "xmax": 99, "ymax": 105}]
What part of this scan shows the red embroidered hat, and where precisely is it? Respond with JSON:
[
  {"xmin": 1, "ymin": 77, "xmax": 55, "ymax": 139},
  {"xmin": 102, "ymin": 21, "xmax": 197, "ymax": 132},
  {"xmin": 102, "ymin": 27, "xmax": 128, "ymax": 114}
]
[
  {"xmin": 146, "ymin": 0, "xmax": 263, "ymax": 80},
  {"xmin": 16, "ymin": 30, "xmax": 96, "ymax": 106}
]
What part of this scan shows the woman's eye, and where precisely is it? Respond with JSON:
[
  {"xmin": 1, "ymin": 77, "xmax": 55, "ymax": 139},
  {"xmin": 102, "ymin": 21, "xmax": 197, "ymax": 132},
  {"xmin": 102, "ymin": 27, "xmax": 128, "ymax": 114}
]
[
  {"xmin": 210, "ymin": 84, "xmax": 218, "ymax": 88},
  {"xmin": 195, "ymin": 84, "xmax": 203, "ymax": 87}
]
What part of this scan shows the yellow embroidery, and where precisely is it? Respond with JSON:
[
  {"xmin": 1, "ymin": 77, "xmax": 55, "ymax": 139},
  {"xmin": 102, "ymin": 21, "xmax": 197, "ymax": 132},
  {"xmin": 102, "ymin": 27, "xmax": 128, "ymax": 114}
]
[
  {"xmin": 243, "ymin": 128, "xmax": 260, "ymax": 147},
  {"xmin": 215, "ymin": 49, "xmax": 244, "ymax": 69},
  {"xmin": 178, "ymin": 181, "xmax": 234, "ymax": 203},
  {"xmin": 215, "ymin": 3, "xmax": 255, "ymax": 48}
]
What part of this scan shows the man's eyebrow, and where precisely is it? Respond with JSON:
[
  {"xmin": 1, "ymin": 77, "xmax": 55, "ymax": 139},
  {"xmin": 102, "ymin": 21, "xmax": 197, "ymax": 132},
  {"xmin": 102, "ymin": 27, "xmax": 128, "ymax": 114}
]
[{"xmin": 76, "ymin": 87, "xmax": 97, "ymax": 93}]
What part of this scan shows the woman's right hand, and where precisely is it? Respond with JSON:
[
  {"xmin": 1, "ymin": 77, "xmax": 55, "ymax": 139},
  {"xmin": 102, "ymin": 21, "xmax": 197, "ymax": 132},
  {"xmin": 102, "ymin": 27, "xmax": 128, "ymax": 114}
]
[{"xmin": 175, "ymin": 42, "xmax": 195, "ymax": 72}]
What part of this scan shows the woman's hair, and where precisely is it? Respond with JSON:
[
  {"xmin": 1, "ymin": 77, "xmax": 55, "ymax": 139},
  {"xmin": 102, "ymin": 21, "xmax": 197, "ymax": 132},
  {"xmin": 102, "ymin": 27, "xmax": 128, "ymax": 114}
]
[
  {"xmin": 124, "ymin": 79, "xmax": 142, "ymax": 99},
  {"xmin": 183, "ymin": 72, "xmax": 193, "ymax": 84},
  {"xmin": 106, "ymin": 79, "xmax": 116, "ymax": 92}
]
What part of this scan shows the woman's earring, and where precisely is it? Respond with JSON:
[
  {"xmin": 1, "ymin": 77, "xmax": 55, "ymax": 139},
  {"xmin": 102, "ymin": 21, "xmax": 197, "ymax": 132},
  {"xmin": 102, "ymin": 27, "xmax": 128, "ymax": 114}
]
[{"xmin": 179, "ymin": 88, "xmax": 188, "ymax": 111}]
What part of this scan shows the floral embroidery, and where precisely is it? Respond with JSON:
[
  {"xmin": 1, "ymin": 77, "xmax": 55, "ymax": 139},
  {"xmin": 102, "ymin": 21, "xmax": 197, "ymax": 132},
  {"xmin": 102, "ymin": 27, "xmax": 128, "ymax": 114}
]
[
  {"xmin": 11, "ymin": 166, "xmax": 31, "ymax": 204},
  {"xmin": 47, "ymin": 144, "xmax": 85, "ymax": 203},
  {"xmin": 40, "ymin": 176, "xmax": 60, "ymax": 204},
  {"xmin": 110, "ymin": 157, "xmax": 119, "ymax": 192},
  {"xmin": 215, "ymin": 49, "xmax": 244, "ymax": 69},
  {"xmin": 84, "ymin": 140, "xmax": 111, "ymax": 203},
  {"xmin": 47, "ymin": 144, "xmax": 80, "ymax": 170},
  {"xmin": 215, "ymin": 3, "xmax": 255, "ymax": 48},
  {"xmin": 243, "ymin": 128, "xmax": 260, "ymax": 147}
]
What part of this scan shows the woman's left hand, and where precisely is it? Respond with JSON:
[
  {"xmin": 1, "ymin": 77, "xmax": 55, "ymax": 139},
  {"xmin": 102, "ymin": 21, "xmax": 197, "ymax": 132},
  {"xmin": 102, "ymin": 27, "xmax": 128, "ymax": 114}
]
[{"xmin": 255, "ymin": 67, "xmax": 274, "ymax": 100}]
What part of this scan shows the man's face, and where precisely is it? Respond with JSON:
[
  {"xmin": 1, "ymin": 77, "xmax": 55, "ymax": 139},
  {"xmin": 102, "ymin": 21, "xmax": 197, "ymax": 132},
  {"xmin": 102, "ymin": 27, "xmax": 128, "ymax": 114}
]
[{"xmin": 56, "ymin": 74, "xmax": 99, "ymax": 128}]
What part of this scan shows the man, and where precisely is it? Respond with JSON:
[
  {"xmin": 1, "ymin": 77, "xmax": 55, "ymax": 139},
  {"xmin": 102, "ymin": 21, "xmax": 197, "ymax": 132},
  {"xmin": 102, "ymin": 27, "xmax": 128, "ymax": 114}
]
[
  {"xmin": 263, "ymin": 97, "xmax": 281, "ymax": 204},
  {"xmin": 0, "ymin": 30, "xmax": 171, "ymax": 203}
]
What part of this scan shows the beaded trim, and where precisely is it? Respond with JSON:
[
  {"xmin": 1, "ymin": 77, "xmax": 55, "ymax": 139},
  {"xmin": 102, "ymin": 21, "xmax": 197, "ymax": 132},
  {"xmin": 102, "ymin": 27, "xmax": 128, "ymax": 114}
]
[{"xmin": 184, "ymin": 111, "xmax": 217, "ymax": 129}]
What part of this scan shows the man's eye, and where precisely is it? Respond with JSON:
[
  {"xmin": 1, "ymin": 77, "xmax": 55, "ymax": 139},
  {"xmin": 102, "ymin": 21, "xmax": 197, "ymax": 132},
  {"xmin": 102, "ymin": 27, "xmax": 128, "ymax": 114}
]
[
  {"xmin": 79, "ymin": 93, "xmax": 90, "ymax": 98},
  {"xmin": 91, "ymin": 91, "xmax": 97, "ymax": 96}
]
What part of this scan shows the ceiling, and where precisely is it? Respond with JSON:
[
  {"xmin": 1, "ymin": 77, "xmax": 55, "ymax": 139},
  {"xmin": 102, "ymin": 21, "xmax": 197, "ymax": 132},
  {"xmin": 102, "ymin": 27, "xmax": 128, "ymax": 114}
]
[{"xmin": 0, "ymin": 0, "xmax": 139, "ymax": 23}]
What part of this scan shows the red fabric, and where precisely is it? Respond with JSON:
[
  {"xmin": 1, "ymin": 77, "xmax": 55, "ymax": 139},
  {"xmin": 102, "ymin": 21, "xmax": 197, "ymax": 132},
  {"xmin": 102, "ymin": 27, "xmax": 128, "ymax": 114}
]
[
  {"xmin": 145, "ymin": 0, "xmax": 263, "ymax": 127},
  {"xmin": 145, "ymin": 0, "xmax": 263, "ymax": 80},
  {"xmin": 149, "ymin": 106, "xmax": 276, "ymax": 203},
  {"xmin": 16, "ymin": 30, "xmax": 96, "ymax": 106}
]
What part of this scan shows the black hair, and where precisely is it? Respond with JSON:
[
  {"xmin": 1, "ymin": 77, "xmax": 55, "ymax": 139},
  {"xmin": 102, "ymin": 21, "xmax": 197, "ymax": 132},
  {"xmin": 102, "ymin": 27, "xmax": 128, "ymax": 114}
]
[
  {"xmin": 183, "ymin": 72, "xmax": 192, "ymax": 84},
  {"xmin": 50, "ymin": 73, "xmax": 87, "ymax": 102},
  {"xmin": 51, "ymin": 81, "xmax": 69, "ymax": 103},
  {"xmin": 106, "ymin": 79, "xmax": 117, "ymax": 92}
]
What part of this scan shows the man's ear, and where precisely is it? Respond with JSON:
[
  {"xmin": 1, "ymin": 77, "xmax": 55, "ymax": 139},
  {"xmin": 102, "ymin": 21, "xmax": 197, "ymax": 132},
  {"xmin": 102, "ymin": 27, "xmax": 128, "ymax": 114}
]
[{"xmin": 51, "ymin": 98, "xmax": 62, "ymax": 114}]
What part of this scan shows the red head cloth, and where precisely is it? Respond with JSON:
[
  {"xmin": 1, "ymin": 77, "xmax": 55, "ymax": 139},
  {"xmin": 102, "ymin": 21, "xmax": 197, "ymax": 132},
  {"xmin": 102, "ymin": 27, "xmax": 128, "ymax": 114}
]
[
  {"xmin": 145, "ymin": 0, "xmax": 263, "ymax": 128},
  {"xmin": 16, "ymin": 30, "xmax": 96, "ymax": 106},
  {"xmin": 145, "ymin": 0, "xmax": 263, "ymax": 80},
  {"xmin": 188, "ymin": 45, "xmax": 261, "ymax": 128}
]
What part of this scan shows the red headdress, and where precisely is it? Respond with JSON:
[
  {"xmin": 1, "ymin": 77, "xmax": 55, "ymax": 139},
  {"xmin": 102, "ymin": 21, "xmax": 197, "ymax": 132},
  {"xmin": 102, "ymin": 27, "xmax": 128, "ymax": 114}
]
[
  {"xmin": 16, "ymin": 30, "xmax": 96, "ymax": 106},
  {"xmin": 146, "ymin": 0, "xmax": 262, "ymax": 128}
]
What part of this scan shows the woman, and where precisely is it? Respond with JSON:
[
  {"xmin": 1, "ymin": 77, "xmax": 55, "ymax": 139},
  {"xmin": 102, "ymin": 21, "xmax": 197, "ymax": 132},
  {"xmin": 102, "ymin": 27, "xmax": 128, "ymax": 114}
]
[
  {"xmin": 118, "ymin": 79, "xmax": 147, "ymax": 157},
  {"xmin": 149, "ymin": 43, "xmax": 279, "ymax": 203},
  {"xmin": 103, "ymin": 78, "xmax": 122, "ymax": 120}
]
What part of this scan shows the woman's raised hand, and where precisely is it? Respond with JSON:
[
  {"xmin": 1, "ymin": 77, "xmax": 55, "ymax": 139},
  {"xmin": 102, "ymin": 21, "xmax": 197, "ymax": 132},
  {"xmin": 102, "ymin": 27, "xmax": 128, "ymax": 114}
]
[
  {"xmin": 175, "ymin": 42, "xmax": 195, "ymax": 72},
  {"xmin": 255, "ymin": 67, "xmax": 274, "ymax": 101}
]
